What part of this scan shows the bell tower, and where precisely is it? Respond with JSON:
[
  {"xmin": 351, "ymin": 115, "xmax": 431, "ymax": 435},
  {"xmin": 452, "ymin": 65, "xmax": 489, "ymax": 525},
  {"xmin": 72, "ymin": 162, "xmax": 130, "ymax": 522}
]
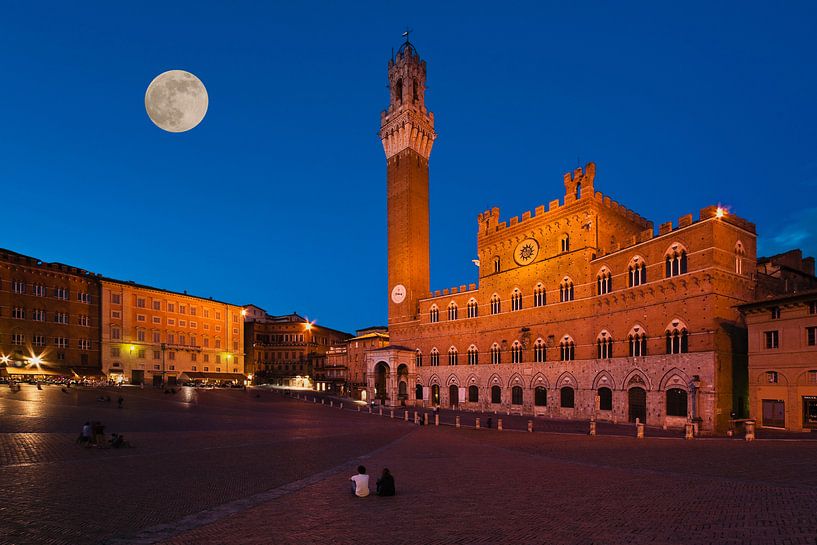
[{"xmin": 380, "ymin": 38, "xmax": 436, "ymax": 325}]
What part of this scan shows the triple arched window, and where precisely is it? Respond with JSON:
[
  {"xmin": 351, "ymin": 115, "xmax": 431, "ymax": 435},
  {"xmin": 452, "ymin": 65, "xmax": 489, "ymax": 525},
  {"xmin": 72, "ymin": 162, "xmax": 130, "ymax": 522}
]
[
  {"xmin": 597, "ymin": 331, "xmax": 613, "ymax": 359},
  {"xmin": 559, "ymin": 278, "xmax": 575, "ymax": 302},
  {"xmin": 666, "ymin": 321, "xmax": 689, "ymax": 354},
  {"xmin": 534, "ymin": 338, "xmax": 546, "ymax": 363},
  {"xmin": 628, "ymin": 256, "xmax": 647, "ymax": 287},
  {"xmin": 597, "ymin": 267, "xmax": 612, "ymax": 295},
  {"xmin": 414, "ymin": 349, "xmax": 423, "ymax": 367},
  {"xmin": 448, "ymin": 346, "xmax": 458, "ymax": 366},
  {"xmin": 467, "ymin": 345, "xmax": 479, "ymax": 365},
  {"xmin": 448, "ymin": 302, "xmax": 458, "ymax": 321},
  {"xmin": 467, "ymin": 298, "xmax": 478, "ymax": 318},
  {"xmin": 490, "ymin": 294, "xmax": 501, "ymax": 314},
  {"xmin": 490, "ymin": 343, "xmax": 501, "ymax": 364},
  {"xmin": 511, "ymin": 289, "xmax": 522, "ymax": 311},
  {"xmin": 430, "ymin": 348, "xmax": 440, "ymax": 366},
  {"xmin": 430, "ymin": 305, "xmax": 439, "ymax": 323},
  {"xmin": 533, "ymin": 283, "xmax": 546, "ymax": 307},
  {"xmin": 511, "ymin": 341, "xmax": 523, "ymax": 363},
  {"xmin": 665, "ymin": 244, "xmax": 688, "ymax": 278},
  {"xmin": 628, "ymin": 325, "xmax": 648, "ymax": 357},
  {"xmin": 560, "ymin": 336, "xmax": 575, "ymax": 361}
]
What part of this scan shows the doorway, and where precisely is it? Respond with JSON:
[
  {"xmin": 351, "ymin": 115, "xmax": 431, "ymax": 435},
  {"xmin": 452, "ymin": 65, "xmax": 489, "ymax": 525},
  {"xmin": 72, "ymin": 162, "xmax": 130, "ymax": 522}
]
[
  {"xmin": 449, "ymin": 384, "xmax": 459, "ymax": 408},
  {"xmin": 628, "ymin": 387, "xmax": 647, "ymax": 423},
  {"xmin": 762, "ymin": 399, "xmax": 785, "ymax": 428}
]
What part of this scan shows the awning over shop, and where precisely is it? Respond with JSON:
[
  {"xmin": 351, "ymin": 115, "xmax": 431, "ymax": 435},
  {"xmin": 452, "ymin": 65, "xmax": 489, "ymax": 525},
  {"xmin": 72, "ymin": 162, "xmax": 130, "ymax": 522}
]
[{"xmin": 179, "ymin": 372, "xmax": 247, "ymax": 381}]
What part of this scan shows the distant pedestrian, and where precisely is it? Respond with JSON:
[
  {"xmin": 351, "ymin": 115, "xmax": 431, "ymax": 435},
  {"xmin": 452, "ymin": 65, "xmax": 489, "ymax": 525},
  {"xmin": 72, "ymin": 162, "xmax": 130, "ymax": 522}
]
[
  {"xmin": 376, "ymin": 468, "xmax": 395, "ymax": 496},
  {"xmin": 117, "ymin": 396, "xmax": 124, "ymax": 408},
  {"xmin": 78, "ymin": 422, "xmax": 92, "ymax": 445},
  {"xmin": 350, "ymin": 465, "xmax": 370, "ymax": 497}
]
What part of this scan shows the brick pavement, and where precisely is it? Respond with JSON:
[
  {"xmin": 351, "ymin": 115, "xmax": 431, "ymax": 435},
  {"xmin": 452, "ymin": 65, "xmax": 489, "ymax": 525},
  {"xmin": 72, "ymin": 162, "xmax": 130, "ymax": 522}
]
[{"xmin": 2, "ymin": 385, "xmax": 817, "ymax": 545}]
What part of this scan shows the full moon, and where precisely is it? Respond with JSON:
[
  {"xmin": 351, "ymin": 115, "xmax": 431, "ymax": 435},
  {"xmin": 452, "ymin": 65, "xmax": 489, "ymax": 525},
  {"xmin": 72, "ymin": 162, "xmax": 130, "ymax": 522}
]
[{"xmin": 144, "ymin": 70, "xmax": 208, "ymax": 133}]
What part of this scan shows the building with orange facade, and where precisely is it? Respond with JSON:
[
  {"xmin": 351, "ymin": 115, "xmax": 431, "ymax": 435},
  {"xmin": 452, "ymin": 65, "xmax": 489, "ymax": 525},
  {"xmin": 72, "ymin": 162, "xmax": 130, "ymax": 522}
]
[
  {"xmin": 321, "ymin": 326, "xmax": 388, "ymax": 398},
  {"xmin": 0, "ymin": 248, "xmax": 102, "ymax": 379},
  {"xmin": 739, "ymin": 251, "xmax": 817, "ymax": 431},
  {"xmin": 100, "ymin": 278, "xmax": 246, "ymax": 385},
  {"xmin": 243, "ymin": 306, "xmax": 351, "ymax": 388},
  {"xmin": 365, "ymin": 41, "xmax": 777, "ymax": 433}
]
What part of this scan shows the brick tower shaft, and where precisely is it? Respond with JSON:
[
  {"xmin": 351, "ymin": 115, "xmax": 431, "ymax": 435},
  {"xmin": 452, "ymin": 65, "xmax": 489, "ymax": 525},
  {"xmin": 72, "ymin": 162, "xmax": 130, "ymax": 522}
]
[{"xmin": 380, "ymin": 40, "xmax": 436, "ymax": 325}]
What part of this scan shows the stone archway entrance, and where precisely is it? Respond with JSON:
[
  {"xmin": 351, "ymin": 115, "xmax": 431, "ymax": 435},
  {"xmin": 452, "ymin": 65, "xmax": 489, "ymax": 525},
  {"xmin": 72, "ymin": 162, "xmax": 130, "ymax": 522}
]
[
  {"xmin": 628, "ymin": 387, "xmax": 647, "ymax": 423},
  {"xmin": 449, "ymin": 384, "xmax": 459, "ymax": 408},
  {"xmin": 374, "ymin": 361, "xmax": 389, "ymax": 403},
  {"xmin": 397, "ymin": 364, "xmax": 409, "ymax": 406},
  {"xmin": 431, "ymin": 384, "xmax": 440, "ymax": 405}
]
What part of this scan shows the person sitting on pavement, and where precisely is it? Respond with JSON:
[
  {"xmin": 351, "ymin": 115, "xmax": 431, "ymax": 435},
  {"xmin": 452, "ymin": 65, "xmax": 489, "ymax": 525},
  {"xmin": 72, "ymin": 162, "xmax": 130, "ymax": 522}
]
[
  {"xmin": 376, "ymin": 468, "xmax": 396, "ymax": 496},
  {"xmin": 78, "ymin": 422, "xmax": 92, "ymax": 445},
  {"xmin": 350, "ymin": 465, "xmax": 370, "ymax": 497}
]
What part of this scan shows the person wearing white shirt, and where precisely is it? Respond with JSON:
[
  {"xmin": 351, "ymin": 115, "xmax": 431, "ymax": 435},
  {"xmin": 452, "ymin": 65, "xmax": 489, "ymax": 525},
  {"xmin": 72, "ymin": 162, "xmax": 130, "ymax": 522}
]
[{"xmin": 350, "ymin": 465, "xmax": 370, "ymax": 497}]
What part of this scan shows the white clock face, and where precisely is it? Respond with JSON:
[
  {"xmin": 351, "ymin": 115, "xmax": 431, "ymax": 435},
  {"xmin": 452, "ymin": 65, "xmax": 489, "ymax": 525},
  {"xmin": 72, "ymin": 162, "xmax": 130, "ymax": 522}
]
[{"xmin": 391, "ymin": 284, "xmax": 407, "ymax": 304}]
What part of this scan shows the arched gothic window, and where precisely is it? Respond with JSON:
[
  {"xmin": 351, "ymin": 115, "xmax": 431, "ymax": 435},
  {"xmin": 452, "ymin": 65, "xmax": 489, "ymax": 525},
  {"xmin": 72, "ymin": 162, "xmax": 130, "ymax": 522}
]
[
  {"xmin": 511, "ymin": 289, "xmax": 522, "ymax": 311},
  {"xmin": 511, "ymin": 386, "xmax": 523, "ymax": 405},
  {"xmin": 533, "ymin": 283, "xmax": 546, "ymax": 307},
  {"xmin": 467, "ymin": 298, "xmax": 478, "ymax": 318},
  {"xmin": 735, "ymin": 241, "xmax": 746, "ymax": 275},
  {"xmin": 490, "ymin": 294, "xmax": 501, "ymax": 315},
  {"xmin": 430, "ymin": 348, "xmax": 440, "ymax": 366},
  {"xmin": 665, "ymin": 244, "xmax": 688, "ymax": 277},
  {"xmin": 628, "ymin": 256, "xmax": 647, "ymax": 287},
  {"xmin": 597, "ymin": 331, "xmax": 613, "ymax": 359},
  {"xmin": 493, "ymin": 256, "xmax": 501, "ymax": 274},
  {"xmin": 448, "ymin": 346, "xmax": 458, "ymax": 366},
  {"xmin": 490, "ymin": 343, "xmax": 501, "ymax": 364},
  {"xmin": 665, "ymin": 320, "xmax": 689, "ymax": 354},
  {"xmin": 597, "ymin": 267, "xmax": 612, "ymax": 295},
  {"xmin": 414, "ymin": 349, "xmax": 423, "ymax": 367},
  {"xmin": 560, "ymin": 234, "xmax": 570, "ymax": 253},
  {"xmin": 467, "ymin": 345, "xmax": 479, "ymax": 365},
  {"xmin": 430, "ymin": 305, "xmax": 439, "ymax": 323},
  {"xmin": 628, "ymin": 325, "xmax": 648, "ymax": 357},
  {"xmin": 447, "ymin": 302, "xmax": 458, "ymax": 321},
  {"xmin": 511, "ymin": 341, "xmax": 523, "ymax": 364},
  {"xmin": 560, "ymin": 336, "xmax": 575, "ymax": 361},
  {"xmin": 559, "ymin": 278, "xmax": 575, "ymax": 302},
  {"xmin": 534, "ymin": 338, "xmax": 546, "ymax": 363}
]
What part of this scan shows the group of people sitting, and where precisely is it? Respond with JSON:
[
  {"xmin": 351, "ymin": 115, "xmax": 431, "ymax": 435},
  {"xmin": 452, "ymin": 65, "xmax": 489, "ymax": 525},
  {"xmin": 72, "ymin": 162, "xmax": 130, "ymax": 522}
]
[
  {"xmin": 76, "ymin": 421, "xmax": 131, "ymax": 449},
  {"xmin": 350, "ymin": 465, "xmax": 395, "ymax": 497}
]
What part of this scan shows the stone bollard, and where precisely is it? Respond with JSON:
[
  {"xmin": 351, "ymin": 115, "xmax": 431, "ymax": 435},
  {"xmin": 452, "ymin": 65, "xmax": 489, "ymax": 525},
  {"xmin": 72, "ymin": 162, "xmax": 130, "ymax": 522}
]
[
  {"xmin": 424, "ymin": 413, "xmax": 429, "ymax": 426},
  {"xmin": 435, "ymin": 414, "xmax": 439, "ymax": 426},
  {"xmin": 414, "ymin": 412, "xmax": 419, "ymax": 424},
  {"xmin": 455, "ymin": 415, "xmax": 461, "ymax": 428},
  {"xmin": 527, "ymin": 420, "xmax": 533, "ymax": 433},
  {"xmin": 475, "ymin": 417, "xmax": 480, "ymax": 429},
  {"xmin": 379, "ymin": 408, "xmax": 383, "ymax": 416},
  {"xmin": 498, "ymin": 418, "xmax": 503, "ymax": 431},
  {"xmin": 404, "ymin": 411, "xmax": 409, "ymax": 422},
  {"xmin": 589, "ymin": 420, "xmax": 597, "ymax": 436},
  {"xmin": 685, "ymin": 422, "xmax": 694, "ymax": 440},
  {"xmin": 339, "ymin": 403, "xmax": 343, "ymax": 410},
  {"xmin": 636, "ymin": 423, "xmax": 645, "ymax": 439},
  {"xmin": 390, "ymin": 409, "xmax": 394, "ymax": 419},
  {"xmin": 357, "ymin": 405, "xmax": 361, "ymax": 412},
  {"xmin": 321, "ymin": 399, "xmax": 325, "ymax": 405},
  {"xmin": 368, "ymin": 406, "xmax": 372, "ymax": 414},
  {"xmin": 313, "ymin": 398, "xmax": 317, "ymax": 403},
  {"xmin": 329, "ymin": 400, "xmax": 333, "ymax": 407},
  {"xmin": 745, "ymin": 420, "xmax": 756, "ymax": 442}
]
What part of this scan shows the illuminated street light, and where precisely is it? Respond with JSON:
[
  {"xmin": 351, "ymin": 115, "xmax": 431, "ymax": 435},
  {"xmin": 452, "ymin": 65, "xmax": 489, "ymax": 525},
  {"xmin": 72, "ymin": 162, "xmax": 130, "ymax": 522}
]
[{"xmin": 716, "ymin": 207, "xmax": 726, "ymax": 219}]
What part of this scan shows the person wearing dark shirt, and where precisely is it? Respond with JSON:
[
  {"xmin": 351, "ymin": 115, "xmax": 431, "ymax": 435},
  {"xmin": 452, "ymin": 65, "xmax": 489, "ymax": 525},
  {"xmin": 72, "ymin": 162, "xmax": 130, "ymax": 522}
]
[{"xmin": 376, "ymin": 468, "xmax": 395, "ymax": 496}]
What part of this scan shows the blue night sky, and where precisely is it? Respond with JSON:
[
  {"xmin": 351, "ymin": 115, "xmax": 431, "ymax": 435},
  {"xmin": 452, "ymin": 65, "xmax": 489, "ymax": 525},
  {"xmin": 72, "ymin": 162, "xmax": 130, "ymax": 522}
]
[{"xmin": 1, "ymin": 2, "xmax": 815, "ymax": 333}]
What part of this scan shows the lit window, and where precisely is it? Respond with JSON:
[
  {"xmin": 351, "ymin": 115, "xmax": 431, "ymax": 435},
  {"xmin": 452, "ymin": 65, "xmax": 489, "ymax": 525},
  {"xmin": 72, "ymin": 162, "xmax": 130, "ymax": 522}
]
[{"xmin": 766, "ymin": 371, "xmax": 778, "ymax": 384}]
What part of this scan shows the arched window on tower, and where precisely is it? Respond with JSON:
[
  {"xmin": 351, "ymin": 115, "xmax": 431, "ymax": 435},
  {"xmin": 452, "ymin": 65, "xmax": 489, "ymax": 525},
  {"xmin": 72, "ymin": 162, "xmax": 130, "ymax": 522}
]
[
  {"xmin": 414, "ymin": 349, "xmax": 422, "ymax": 367},
  {"xmin": 560, "ymin": 335, "xmax": 575, "ymax": 361},
  {"xmin": 561, "ymin": 234, "xmax": 570, "ymax": 253},
  {"xmin": 597, "ymin": 267, "xmax": 612, "ymax": 295},
  {"xmin": 448, "ymin": 301, "xmax": 458, "ymax": 321},
  {"xmin": 467, "ymin": 345, "xmax": 479, "ymax": 365},
  {"xmin": 448, "ymin": 346, "xmax": 458, "ymax": 366},
  {"xmin": 511, "ymin": 341, "xmax": 523, "ymax": 364},
  {"xmin": 665, "ymin": 244, "xmax": 688, "ymax": 278},
  {"xmin": 534, "ymin": 338, "xmax": 546, "ymax": 363},
  {"xmin": 628, "ymin": 256, "xmax": 647, "ymax": 287},
  {"xmin": 533, "ymin": 283, "xmax": 546, "ymax": 307},
  {"xmin": 429, "ymin": 305, "xmax": 439, "ymax": 323},
  {"xmin": 628, "ymin": 325, "xmax": 648, "ymax": 357},
  {"xmin": 511, "ymin": 289, "xmax": 522, "ymax": 311},
  {"xmin": 490, "ymin": 343, "xmax": 501, "ymax": 364},
  {"xmin": 597, "ymin": 330, "xmax": 613, "ymax": 359},
  {"xmin": 395, "ymin": 78, "xmax": 403, "ymax": 104},
  {"xmin": 493, "ymin": 256, "xmax": 501, "ymax": 274},
  {"xmin": 665, "ymin": 320, "xmax": 689, "ymax": 354},
  {"xmin": 490, "ymin": 294, "xmax": 501, "ymax": 315},
  {"xmin": 412, "ymin": 79, "xmax": 418, "ymax": 103},
  {"xmin": 430, "ymin": 348, "xmax": 440, "ymax": 366},
  {"xmin": 559, "ymin": 278, "xmax": 575, "ymax": 302},
  {"xmin": 467, "ymin": 298, "xmax": 478, "ymax": 318},
  {"xmin": 735, "ymin": 241, "xmax": 746, "ymax": 275},
  {"xmin": 575, "ymin": 182, "xmax": 582, "ymax": 200}
]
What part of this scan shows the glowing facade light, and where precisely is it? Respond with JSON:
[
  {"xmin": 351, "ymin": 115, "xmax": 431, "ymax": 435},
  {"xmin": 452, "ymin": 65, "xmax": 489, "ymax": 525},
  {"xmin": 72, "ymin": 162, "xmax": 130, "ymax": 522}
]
[
  {"xmin": 0, "ymin": 355, "xmax": 10, "ymax": 364},
  {"xmin": 716, "ymin": 207, "xmax": 725, "ymax": 219}
]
